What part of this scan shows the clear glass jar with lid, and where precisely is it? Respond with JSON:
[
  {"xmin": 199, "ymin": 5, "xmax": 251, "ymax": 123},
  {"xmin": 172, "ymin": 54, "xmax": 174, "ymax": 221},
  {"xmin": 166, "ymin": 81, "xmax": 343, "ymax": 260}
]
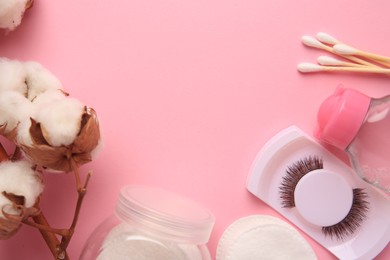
[
  {"xmin": 80, "ymin": 185, "xmax": 215, "ymax": 260},
  {"xmin": 315, "ymin": 86, "xmax": 390, "ymax": 196}
]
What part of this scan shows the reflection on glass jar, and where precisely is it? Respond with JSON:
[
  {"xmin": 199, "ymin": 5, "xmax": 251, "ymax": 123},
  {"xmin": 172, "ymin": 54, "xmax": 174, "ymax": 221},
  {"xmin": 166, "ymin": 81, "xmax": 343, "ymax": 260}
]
[{"xmin": 80, "ymin": 185, "xmax": 215, "ymax": 260}]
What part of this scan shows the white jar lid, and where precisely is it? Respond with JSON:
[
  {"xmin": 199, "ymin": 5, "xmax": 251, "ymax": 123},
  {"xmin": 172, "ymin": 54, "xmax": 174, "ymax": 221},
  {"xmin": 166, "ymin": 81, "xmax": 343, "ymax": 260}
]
[{"xmin": 116, "ymin": 185, "xmax": 215, "ymax": 244}]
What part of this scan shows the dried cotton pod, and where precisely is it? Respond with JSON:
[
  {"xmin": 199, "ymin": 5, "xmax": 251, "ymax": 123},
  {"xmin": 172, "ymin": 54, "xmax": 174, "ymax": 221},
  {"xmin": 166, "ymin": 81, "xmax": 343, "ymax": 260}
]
[
  {"xmin": 0, "ymin": 209, "xmax": 22, "ymax": 239},
  {"xmin": 21, "ymin": 106, "xmax": 101, "ymax": 172},
  {"xmin": 0, "ymin": 58, "xmax": 102, "ymax": 172},
  {"xmin": 0, "ymin": 160, "xmax": 43, "ymax": 239},
  {"xmin": 35, "ymin": 97, "xmax": 85, "ymax": 147}
]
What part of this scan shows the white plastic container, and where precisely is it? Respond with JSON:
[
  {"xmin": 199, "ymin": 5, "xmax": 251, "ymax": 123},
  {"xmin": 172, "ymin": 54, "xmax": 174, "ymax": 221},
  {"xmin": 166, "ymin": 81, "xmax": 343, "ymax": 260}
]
[{"xmin": 80, "ymin": 185, "xmax": 215, "ymax": 260}]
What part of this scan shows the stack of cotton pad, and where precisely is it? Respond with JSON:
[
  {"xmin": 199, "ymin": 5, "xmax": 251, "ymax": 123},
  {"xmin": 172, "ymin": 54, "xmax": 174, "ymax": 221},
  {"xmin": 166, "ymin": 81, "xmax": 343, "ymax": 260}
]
[
  {"xmin": 97, "ymin": 223, "xmax": 191, "ymax": 260},
  {"xmin": 216, "ymin": 215, "xmax": 316, "ymax": 260}
]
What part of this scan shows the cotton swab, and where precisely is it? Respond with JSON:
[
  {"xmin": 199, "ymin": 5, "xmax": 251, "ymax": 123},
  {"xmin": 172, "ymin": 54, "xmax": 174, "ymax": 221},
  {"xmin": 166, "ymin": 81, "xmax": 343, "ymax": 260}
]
[
  {"xmin": 298, "ymin": 62, "xmax": 390, "ymax": 74},
  {"xmin": 316, "ymin": 32, "xmax": 340, "ymax": 46},
  {"xmin": 317, "ymin": 56, "xmax": 366, "ymax": 67},
  {"xmin": 302, "ymin": 36, "xmax": 332, "ymax": 51},
  {"xmin": 301, "ymin": 36, "xmax": 376, "ymax": 67},
  {"xmin": 300, "ymin": 32, "xmax": 390, "ymax": 75},
  {"xmin": 333, "ymin": 43, "xmax": 390, "ymax": 62},
  {"xmin": 315, "ymin": 32, "xmax": 390, "ymax": 67}
]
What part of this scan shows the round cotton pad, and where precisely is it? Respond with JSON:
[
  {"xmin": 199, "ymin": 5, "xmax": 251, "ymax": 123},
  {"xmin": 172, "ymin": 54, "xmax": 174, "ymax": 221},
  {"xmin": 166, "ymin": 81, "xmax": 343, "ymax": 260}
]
[
  {"xmin": 97, "ymin": 223, "xmax": 187, "ymax": 260},
  {"xmin": 216, "ymin": 215, "xmax": 317, "ymax": 260}
]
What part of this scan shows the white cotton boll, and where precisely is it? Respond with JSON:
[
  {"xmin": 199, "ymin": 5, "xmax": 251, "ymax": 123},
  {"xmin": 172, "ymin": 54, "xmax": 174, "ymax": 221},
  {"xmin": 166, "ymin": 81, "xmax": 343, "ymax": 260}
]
[
  {"xmin": 0, "ymin": 91, "xmax": 34, "ymax": 132},
  {"xmin": 32, "ymin": 89, "xmax": 67, "ymax": 108},
  {"xmin": 16, "ymin": 117, "xmax": 33, "ymax": 146},
  {"xmin": 0, "ymin": 0, "xmax": 29, "ymax": 30},
  {"xmin": 0, "ymin": 58, "xmax": 27, "ymax": 95},
  {"xmin": 0, "ymin": 0, "xmax": 14, "ymax": 16},
  {"xmin": 35, "ymin": 97, "xmax": 84, "ymax": 146},
  {"xmin": 0, "ymin": 59, "xmax": 63, "ymax": 100},
  {"xmin": 24, "ymin": 61, "xmax": 63, "ymax": 101},
  {"xmin": 0, "ymin": 160, "xmax": 43, "ymax": 218}
]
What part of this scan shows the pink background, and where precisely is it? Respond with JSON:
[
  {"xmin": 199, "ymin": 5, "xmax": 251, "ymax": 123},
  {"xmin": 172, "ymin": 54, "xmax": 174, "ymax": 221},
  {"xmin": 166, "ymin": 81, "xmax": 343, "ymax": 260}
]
[{"xmin": 1, "ymin": 0, "xmax": 390, "ymax": 259}]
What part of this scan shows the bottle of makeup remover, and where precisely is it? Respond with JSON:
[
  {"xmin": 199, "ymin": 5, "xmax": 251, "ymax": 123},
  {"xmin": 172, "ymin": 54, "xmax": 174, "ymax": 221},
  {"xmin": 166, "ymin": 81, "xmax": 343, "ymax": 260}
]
[{"xmin": 315, "ymin": 86, "xmax": 390, "ymax": 197}]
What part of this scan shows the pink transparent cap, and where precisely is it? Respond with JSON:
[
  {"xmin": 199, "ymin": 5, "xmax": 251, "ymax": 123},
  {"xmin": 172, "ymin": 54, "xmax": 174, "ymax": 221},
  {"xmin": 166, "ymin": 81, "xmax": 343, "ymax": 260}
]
[{"xmin": 314, "ymin": 86, "xmax": 371, "ymax": 150}]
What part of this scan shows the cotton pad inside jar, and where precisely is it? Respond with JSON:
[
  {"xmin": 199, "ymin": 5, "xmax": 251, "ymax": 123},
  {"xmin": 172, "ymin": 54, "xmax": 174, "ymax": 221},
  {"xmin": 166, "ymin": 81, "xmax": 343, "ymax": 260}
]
[
  {"xmin": 216, "ymin": 215, "xmax": 316, "ymax": 260},
  {"xmin": 80, "ymin": 185, "xmax": 215, "ymax": 260}
]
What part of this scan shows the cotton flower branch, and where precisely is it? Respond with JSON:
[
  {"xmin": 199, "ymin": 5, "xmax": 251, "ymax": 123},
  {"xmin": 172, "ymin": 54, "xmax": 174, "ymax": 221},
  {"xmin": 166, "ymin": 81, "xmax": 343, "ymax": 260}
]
[{"xmin": 0, "ymin": 57, "xmax": 102, "ymax": 259}]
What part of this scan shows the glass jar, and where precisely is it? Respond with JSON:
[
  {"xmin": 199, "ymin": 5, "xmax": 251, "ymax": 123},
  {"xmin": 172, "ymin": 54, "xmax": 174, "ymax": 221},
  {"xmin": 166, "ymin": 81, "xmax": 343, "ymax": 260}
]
[
  {"xmin": 315, "ymin": 86, "xmax": 390, "ymax": 196},
  {"xmin": 80, "ymin": 185, "xmax": 215, "ymax": 260}
]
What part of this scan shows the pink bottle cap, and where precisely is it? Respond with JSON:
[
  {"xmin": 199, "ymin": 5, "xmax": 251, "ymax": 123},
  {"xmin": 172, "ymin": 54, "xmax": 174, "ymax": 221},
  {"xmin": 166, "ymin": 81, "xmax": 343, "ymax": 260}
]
[{"xmin": 314, "ymin": 86, "xmax": 371, "ymax": 150}]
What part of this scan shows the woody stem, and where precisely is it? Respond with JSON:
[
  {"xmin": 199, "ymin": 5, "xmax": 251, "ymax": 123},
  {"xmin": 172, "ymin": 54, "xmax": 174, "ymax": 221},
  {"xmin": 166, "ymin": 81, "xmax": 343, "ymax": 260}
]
[
  {"xmin": 58, "ymin": 159, "xmax": 91, "ymax": 254},
  {"xmin": 31, "ymin": 212, "xmax": 70, "ymax": 260}
]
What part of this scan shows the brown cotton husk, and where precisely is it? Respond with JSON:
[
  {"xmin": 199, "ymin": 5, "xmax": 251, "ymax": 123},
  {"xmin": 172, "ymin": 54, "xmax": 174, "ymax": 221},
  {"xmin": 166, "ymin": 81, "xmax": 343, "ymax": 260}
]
[
  {"xmin": 0, "ymin": 124, "xmax": 18, "ymax": 142},
  {"xmin": 20, "ymin": 106, "xmax": 100, "ymax": 172},
  {"xmin": 26, "ymin": 0, "xmax": 34, "ymax": 9},
  {"xmin": 0, "ymin": 213, "xmax": 22, "ymax": 239},
  {"xmin": 0, "ymin": 143, "xmax": 8, "ymax": 162},
  {"xmin": 0, "ymin": 192, "xmax": 40, "ymax": 240}
]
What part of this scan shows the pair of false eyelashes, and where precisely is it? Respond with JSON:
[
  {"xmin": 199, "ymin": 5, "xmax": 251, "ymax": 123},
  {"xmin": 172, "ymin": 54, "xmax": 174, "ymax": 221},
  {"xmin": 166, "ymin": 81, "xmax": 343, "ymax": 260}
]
[{"xmin": 279, "ymin": 156, "xmax": 369, "ymax": 240}]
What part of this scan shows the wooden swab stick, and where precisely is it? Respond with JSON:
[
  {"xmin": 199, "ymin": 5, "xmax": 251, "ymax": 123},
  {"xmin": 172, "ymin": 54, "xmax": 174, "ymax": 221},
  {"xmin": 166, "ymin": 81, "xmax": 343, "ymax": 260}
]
[
  {"xmin": 315, "ymin": 32, "xmax": 390, "ymax": 68},
  {"xmin": 301, "ymin": 36, "xmax": 378, "ymax": 67},
  {"xmin": 317, "ymin": 56, "xmax": 367, "ymax": 67},
  {"xmin": 298, "ymin": 62, "xmax": 390, "ymax": 74},
  {"xmin": 333, "ymin": 43, "xmax": 390, "ymax": 63}
]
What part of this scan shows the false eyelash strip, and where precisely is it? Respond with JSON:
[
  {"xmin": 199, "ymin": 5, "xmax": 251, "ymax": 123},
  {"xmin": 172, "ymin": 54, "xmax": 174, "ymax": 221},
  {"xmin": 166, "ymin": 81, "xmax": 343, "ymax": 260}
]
[
  {"xmin": 322, "ymin": 188, "xmax": 369, "ymax": 240},
  {"xmin": 279, "ymin": 156, "xmax": 323, "ymax": 208},
  {"xmin": 247, "ymin": 126, "xmax": 390, "ymax": 259},
  {"xmin": 279, "ymin": 156, "xmax": 369, "ymax": 240}
]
